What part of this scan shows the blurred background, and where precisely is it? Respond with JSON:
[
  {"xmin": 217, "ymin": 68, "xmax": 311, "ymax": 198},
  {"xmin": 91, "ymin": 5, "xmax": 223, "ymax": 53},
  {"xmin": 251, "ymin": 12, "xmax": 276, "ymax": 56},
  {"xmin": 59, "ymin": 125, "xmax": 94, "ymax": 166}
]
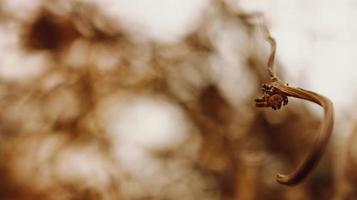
[{"xmin": 0, "ymin": 0, "xmax": 356, "ymax": 199}]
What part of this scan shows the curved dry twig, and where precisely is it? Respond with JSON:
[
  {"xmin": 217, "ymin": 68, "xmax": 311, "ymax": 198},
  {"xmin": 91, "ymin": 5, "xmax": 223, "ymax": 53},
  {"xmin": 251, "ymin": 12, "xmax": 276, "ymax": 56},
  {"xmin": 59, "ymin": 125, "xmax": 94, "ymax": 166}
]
[
  {"xmin": 255, "ymin": 23, "xmax": 334, "ymax": 185},
  {"xmin": 218, "ymin": 0, "xmax": 334, "ymax": 185}
]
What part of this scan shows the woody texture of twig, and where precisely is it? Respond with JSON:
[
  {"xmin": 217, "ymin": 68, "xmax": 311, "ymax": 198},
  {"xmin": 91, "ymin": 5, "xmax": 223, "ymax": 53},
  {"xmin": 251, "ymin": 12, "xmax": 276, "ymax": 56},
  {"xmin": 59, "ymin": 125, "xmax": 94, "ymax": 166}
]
[{"xmin": 255, "ymin": 22, "xmax": 335, "ymax": 186}]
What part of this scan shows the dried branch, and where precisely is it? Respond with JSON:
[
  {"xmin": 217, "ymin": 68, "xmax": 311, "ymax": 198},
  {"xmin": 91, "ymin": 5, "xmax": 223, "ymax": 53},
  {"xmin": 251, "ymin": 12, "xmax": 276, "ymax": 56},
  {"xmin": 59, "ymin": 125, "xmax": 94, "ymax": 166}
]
[
  {"xmin": 219, "ymin": 0, "xmax": 334, "ymax": 186},
  {"xmin": 255, "ymin": 23, "xmax": 334, "ymax": 185}
]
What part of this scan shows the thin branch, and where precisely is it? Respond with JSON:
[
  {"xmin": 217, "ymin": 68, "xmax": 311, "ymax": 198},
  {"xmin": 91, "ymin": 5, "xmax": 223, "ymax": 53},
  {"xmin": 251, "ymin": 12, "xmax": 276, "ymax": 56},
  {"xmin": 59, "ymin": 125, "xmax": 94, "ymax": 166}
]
[
  {"xmin": 255, "ymin": 22, "xmax": 334, "ymax": 185},
  {"xmin": 260, "ymin": 24, "xmax": 278, "ymax": 81},
  {"xmin": 219, "ymin": 0, "xmax": 334, "ymax": 186}
]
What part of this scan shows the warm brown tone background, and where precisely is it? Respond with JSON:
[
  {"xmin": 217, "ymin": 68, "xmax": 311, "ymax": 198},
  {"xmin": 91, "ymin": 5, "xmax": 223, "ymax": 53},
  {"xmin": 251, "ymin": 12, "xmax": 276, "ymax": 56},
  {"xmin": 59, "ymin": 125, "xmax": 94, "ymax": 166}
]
[{"xmin": 0, "ymin": 0, "xmax": 356, "ymax": 199}]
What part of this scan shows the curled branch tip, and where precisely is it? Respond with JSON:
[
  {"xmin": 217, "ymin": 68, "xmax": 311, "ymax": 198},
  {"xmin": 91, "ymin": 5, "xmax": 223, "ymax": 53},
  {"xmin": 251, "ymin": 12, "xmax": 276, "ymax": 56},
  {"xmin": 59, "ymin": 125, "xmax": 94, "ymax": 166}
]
[{"xmin": 255, "ymin": 22, "xmax": 334, "ymax": 186}]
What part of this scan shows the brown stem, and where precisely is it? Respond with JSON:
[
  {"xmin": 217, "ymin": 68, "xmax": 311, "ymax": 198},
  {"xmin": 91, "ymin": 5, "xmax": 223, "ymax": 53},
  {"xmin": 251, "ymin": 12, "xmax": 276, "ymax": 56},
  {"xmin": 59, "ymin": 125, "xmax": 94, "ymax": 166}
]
[
  {"xmin": 269, "ymin": 81, "xmax": 334, "ymax": 185},
  {"xmin": 255, "ymin": 21, "xmax": 334, "ymax": 185},
  {"xmin": 219, "ymin": 0, "xmax": 334, "ymax": 185},
  {"xmin": 260, "ymin": 24, "xmax": 278, "ymax": 81}
]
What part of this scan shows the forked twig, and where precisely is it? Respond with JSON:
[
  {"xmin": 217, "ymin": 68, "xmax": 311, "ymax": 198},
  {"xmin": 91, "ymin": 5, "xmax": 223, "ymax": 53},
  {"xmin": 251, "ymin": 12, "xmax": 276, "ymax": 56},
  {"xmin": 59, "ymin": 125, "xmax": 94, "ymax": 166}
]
[
  {"xmin": 219, "ymin": 0, "xmax": 334, "ymax": 185},
  {"xmin": 255, "ymin": 22, "xmax": 334, "ymax": 185}
]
